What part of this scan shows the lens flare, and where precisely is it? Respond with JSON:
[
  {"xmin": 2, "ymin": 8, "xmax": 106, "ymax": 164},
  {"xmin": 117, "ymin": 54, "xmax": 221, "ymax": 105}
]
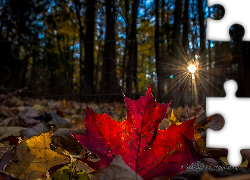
[{"xmin": 188, "ymin": 64, "xmax": 196, "ymax": 74}]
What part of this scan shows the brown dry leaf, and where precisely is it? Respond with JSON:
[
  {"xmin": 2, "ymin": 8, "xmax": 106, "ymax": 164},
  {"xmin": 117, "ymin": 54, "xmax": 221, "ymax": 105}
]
[
  {"xmin": 92, "ymin": 155, "xmax": 143, "ymax": 180},
  {"xmin": 206, "ymin": 114, "xmax": 225, "ymax": 131},
  {"xmin": 240, "ymin": 149, "xmax": 250, "ymax": 163},
  {"xmin": 194, "ymin": 130, "xmax": 206, "ymax": 155},
  {"xmin": 52, "ymin": 128, "xmax": 85, "ymax": 155},
  {"xmin": 201, "ymin": 172, "xmax": 250, "ymax": 180},
  {"xmin": 0, "ymin": 126, "xmax": 27, "ymax": 141},
  {"xmin": 32, "ymin": 104, "xmax": 46, "ymax": 113},
  {"xmin": 18, "ymin": 107, "xmax": 40, "ymax": 127},
  {"xmin": 158, "ymin": 118, "xmax": 170, "ymax": 130},
  {"xmin": 195, "ymin": 112, "xmax": 207, "ymax": 126},
  {"xmin": 0, "ymin": 143, "xmax": 8, "ymax": 158},
  {"xmin": 0, "ymin": 149, "xmax": 14, "ymax": 171},
  {"xmin": 0, "ymin": 171, "xmax": 23, "ymax": 180},
  {"xmin": 5, "ymin": 132, "xmax": 70, "ymax": 180}
]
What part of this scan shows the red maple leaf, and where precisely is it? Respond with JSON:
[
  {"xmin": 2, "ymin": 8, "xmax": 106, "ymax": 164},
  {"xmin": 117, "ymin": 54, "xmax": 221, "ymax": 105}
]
[{"xmin": 70, "ymin": 85, "xmax": 203, "ymax": 179}]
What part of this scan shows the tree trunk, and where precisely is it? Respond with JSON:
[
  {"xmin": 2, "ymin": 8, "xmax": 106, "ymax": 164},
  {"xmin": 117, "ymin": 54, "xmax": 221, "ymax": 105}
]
[
  {"xmin": 121, "ymin": 0, "xmax": 129, "ymax": 92},
  {"xmin": 126, "ymin": 0, "xmax": 139, "ymax": 99},
  {"xmin": 100, "ymin": 0, "xmax": 123, "ymax": 103},
  {"xmin": 83, "ymin": 0, "xmax": 96, "ymax": 102},
  {"xmin": 198, "ymin": 0, "xmax": 205, "ymax": 56},
  {"xmin": 180, "ymin": 0, "xmax": 189, "ymax": 106},
  {"xmin": 155, "ymin": 0, "xmax": 164, "ymax": 102},
  {"xmin": 171, "ymin": 0, "xmax": 182, "ymax": 54},
  {"xmin": 198, "ymin": 0, "xmax": 205, "ymax": 104},
  {"xmin": 182, "ymin": 0, "xmax": 189, "ymax": 50},
  {"xmin": 74, "ymin": 0, "xmax": 84, "ymax": 101},
  {"xmin": 169, "ymin": 0, "xmax": 182, "ymax": 107}
]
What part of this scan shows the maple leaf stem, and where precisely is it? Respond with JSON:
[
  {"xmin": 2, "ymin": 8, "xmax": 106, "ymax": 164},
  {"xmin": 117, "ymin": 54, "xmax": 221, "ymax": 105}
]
[{"xmin": 136, "ymin": 149, "xmax": 177, "ymax": 173}]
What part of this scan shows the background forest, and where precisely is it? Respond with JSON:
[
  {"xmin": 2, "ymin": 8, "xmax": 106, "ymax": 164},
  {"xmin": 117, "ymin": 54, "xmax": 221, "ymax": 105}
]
[{"xmin": 0, "ymin": 0, "xmax": 250, "ymax": 107}]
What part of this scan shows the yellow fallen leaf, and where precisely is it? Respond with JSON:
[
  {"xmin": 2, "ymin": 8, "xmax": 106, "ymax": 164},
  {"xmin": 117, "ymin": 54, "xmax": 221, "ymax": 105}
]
[
  {"xmin": 49, "ymin": 161, "xmax": 89, "ymax": 180},
  {"xmin": 5, "ymin": 132, "xmax": 70, "ymax": 180},
  {"xmin": 170, "ymin": 110, "xmax": 177, "ymax": 122},
  {"xmin": 62, "ymin": 99, "xmax": 66, "ymax": 109},
  {"xmin": 219, "ymin": 157, "xmax": 248, "ymax": 167},
  {"xmin": 239, "ymin": 159, "xmax": 248, "ymax": 168}
]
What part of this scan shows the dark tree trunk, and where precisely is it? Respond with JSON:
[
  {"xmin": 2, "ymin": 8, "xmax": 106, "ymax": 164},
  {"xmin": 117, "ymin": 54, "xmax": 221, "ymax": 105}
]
[
  {"xmin": 179, "ymin": 0, "xmax": 189, "ymax": 106},
  {"xmin": 182, "ymin": 0, "xmax": 189, "ymax": 50},
  {"xmin": 83, "ymin": 0, "xmax": 96, "ymax": 102},
  {"xmin": 198, "ymin": 0, "xmax": 205, "ymax": 104},
  {"xmin": 171, "ymin": 0, "xmax": 182, "ymax": 54},
  {"xmin": 21, "ymin": 55, "xmax": 30, "ymax": 87},
  {"xmin": 121, "ymin": 0, "xmax": 129, "ymax": 92},
  {"xmin": 169, "ymin": 0, "xmax": 182, "ymax": 107},
  {"xmin": 160, "ymin": 0, "xmax": 167, "ymax": 102},
  {"xmin": 155, "ymin": 0, "xmax": 164, "ymax": 102},
  {"xmin": 126, "ymin": 0, "xmax": 139, "ymax": 99},
  {"xmin": 198, "ymin": 0, "xmax": 205, "ymax": 55},
  {"xmin": 74, "ymin": 0, "xmax": 85, "ymax": 101},
  {"xmin": 100, "ymin": 0, "xmax": 123, "ymax": 103}
]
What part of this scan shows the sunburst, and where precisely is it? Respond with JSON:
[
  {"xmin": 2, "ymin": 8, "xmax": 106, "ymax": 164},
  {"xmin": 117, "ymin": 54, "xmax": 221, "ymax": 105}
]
[{"xmin": 156, "ymin": 40, "xmax": 232, "ymax": 108}]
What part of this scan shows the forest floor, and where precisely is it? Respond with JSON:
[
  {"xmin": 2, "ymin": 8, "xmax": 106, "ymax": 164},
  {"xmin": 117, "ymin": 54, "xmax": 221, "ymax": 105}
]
[{"xmin": 0, "ymin": 94, "xmax": 250, "ymax": 180}]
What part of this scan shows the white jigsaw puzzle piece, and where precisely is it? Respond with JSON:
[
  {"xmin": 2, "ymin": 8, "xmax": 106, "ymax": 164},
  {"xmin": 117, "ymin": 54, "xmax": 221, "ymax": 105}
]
[
  {"xmin": 206, "ymin": 80, "xmax": 250, "ymax": 166},
  {"xmin": 207, "ymin": 0, "xmax": 250, "ymax": 41}
]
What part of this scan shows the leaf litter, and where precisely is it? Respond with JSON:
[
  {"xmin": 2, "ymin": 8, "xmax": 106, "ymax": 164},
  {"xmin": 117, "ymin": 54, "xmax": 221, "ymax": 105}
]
[{"xmin": 0, "ymin": 86, "xmax": 250, "ymax": 179}]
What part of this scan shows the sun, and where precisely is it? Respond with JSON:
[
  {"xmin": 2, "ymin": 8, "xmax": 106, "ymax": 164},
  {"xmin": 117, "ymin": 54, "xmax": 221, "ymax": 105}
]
[{"xmin": 188, "ymin": 64, "xmax": 196, "ymax": 74}]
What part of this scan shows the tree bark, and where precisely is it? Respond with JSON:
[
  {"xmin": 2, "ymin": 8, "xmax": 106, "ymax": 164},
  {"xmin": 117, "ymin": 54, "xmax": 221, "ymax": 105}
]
[
  {"xmin": 100, "ymin": 0, "xmax": 123, "ymax": 103},
  {"xmin": 198, "ymin": 0, "xmax": 205, "ymax": 104},
  {"xmin": 180, "ymin": 0, "xmax": 189, "ymax": 106},
  {"xmin": 198, "ymin": 0, "xmax": 205, "ymax": 55},
  {"xmin": 155, "ymin": 0, "xmax": 164, "ymax": 102},
  {"xmin": 121, "ymin": 0, "xmax": 129, "ymax": 92},
  {"xmin": 74, "ymin": 0, "xmax": 85, "ymax": 101},
  {"xmin": 83, "ymin": 0, "xmax": 96, "ymax": 102},
  {"xmin": 182, "ymin": 0, "xmax": 189, "ymax": 50},
  {"xmin": 126, "ymin": 0, "xmax": 139, "ymax": 99},
  {"xmin": 169, "ymin": 0, "xmax": 182, "ymax": 107},
  {"xmin": 171, "ymin": 0, "xmax": 182, "ymax": 54}
]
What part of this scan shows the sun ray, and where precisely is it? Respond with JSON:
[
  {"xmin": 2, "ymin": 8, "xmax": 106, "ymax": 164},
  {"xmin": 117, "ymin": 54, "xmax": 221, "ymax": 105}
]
[
  {"xmin": 198, "ymin": 54, "xmax": 241, "ymax": 68},
  {"xmin": 197, "ymin": 43, "xmax": 220, "ymax": 65},
  {"xmin": 158, "ymin": 72, "xmax": 189, "ymax": 101},
  {"xmin": 194, "ymin": 73, "xmax": 206, "ymax": 96},
  {"xmin": 195, "ymin": 73, "xmax": 218, "ymax": 97},
  {"xmin": 197, "ymin": 71, "xmax": 225, "ymax": 96},
  {"xmin": 157, "ymin": 70, "xmax": 186, "ymax": 80},
  {"xmin": 198, "ymin": 69, "xmax": 232, "ymax": 78},
  {"xmin": 169, "ymin": 74, "xmax": 190, "ymax": 100},
  {"xmin": 177, "ymin": 74, "xmax": 190, "ymax": 106},
  {"xmin": 174, "ymin": 31, "xmax": 190, "ymax": 63},
  {"xmin": 157, "ymin": 61, "xmax": 187, "ymax": 68},
  {"xmin": 170, "ymin": 48, "xmax": 189, "ymax": 66},
  {"xmin": 165, "ymin": 72, "xmax": 190, "ymax": 92}
]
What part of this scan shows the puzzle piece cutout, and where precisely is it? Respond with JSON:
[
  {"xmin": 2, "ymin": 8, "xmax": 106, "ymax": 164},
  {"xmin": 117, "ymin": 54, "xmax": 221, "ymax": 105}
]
[
  {"xmin": 206, "ymin": 80, "xmax": 250, "ymax": 166},
  {"xmin": 207, "ymin": 0, "xmax": 250, "ymax": 41}
]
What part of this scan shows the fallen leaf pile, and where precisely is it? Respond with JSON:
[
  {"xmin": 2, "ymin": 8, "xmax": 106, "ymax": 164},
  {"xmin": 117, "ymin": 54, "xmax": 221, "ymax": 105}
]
[{"xmin": 0, "ymin": 85, "xmax": 250, "ymax": 179}]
